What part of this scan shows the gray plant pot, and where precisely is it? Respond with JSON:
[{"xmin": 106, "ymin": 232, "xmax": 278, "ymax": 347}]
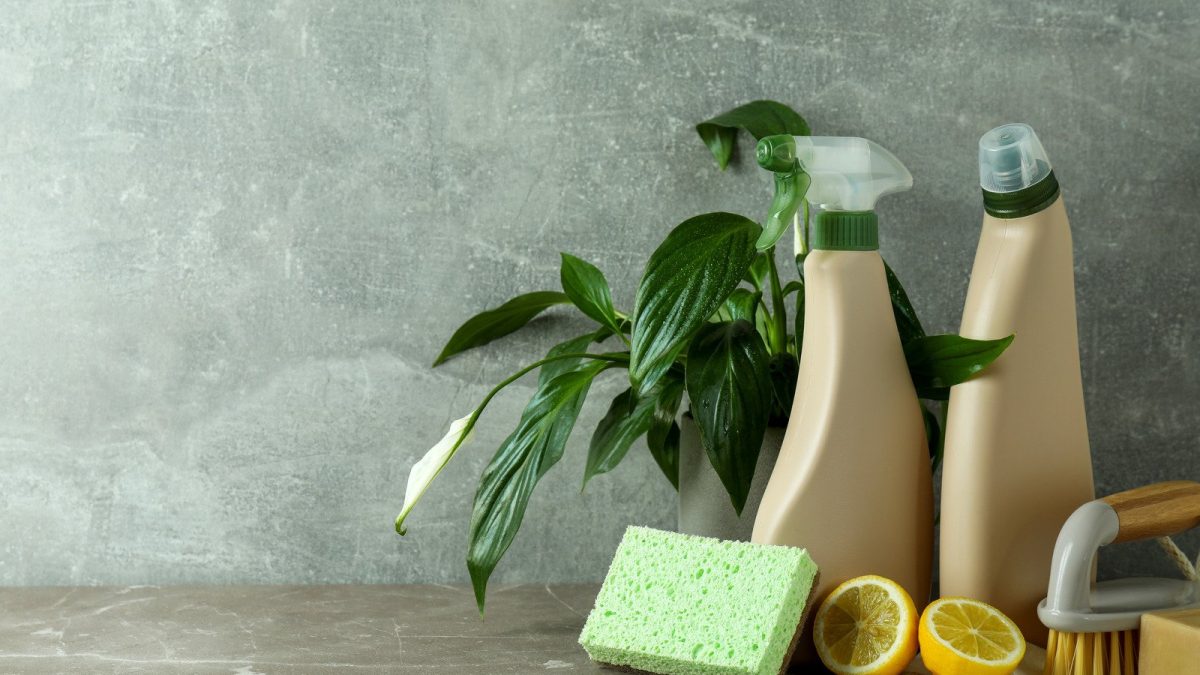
[{"xmin": 677, "ymin": 417, "xmax": 785, "ymax": 541}]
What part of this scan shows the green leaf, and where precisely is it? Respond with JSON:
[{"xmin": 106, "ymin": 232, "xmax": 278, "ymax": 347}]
[
  {"xmin": 745, "ymin": 253, "xmax": 770, "ymax": 291},
  {"xmin": 537, "ymin": 328, "xmax": 610, "ymax": 387},
  {"xmin": 884, "ymin": 261, "xmax": 926, "ymax": 346},
  {"xmin": 767, "ymin": 352, "xmax": 798, "ymax": 424},
  {"xmin": 648, "ymin": 420, "xmax": 681, "ymax": 489},
  {"xmin": 467, "ymin": 359, "xmax": 613, "ymax": 614},
  {"xmin": 630, "ymin": 212, "xmax": 761, "ymax": 395},
  {"xmin": 560, "ymin": 253, "xmax": 623, "ymax": 335},
  {"xmin": 904, "ymin": 334, "xmax": 1015, "ymax": 393},
  {"xmin": 723, "ymin": 288, "xmax": 761, "ymax": 323},
  {"xmin": 647, "ymin": 372, "xmax": 685, "ymax": 490},
  {"xmin": 433, "ymin": 291, "xmax": 571, "ymax": 366},
  {"xmin": 582, "ymin": 388, "xmax": 658, "ymax": 487},
  {"xmin": 755, "ymin": 300, "xmax": 775, "ymax": 353},
  {"xmin": 792, "ymin": 277, "xmax": 806, "ymax": 359},
  {"xmin": 685, "ymin": 320, "xmax": 772, "ymax": 513},
  {"xmin": 695, "ymin": 100, "xmax": 811, "ymax": 170},
  {"xmin": 782, "ymin": 280, "xmax": 803, "ymax": 297}
]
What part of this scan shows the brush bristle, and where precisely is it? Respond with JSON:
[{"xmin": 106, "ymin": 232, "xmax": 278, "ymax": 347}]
[{"xmin": 1043, "ymin": 628, "xmax": 1138, "ymax": 675}]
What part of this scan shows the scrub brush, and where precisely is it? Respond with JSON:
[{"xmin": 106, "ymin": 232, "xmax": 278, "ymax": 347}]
[{"xmin": 1038, "ymin": 481, "xmax": 1200, "ymax": 674}]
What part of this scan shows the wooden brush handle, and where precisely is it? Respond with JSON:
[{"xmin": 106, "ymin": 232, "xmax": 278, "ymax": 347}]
[{"xmin": 1102, "ymin": 480, "xmax": 1200, "ymax": 543}]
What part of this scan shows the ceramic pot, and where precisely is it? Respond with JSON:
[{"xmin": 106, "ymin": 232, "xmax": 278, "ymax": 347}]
[{"xmin": 676, "ymin": 417, "xmax": 784, "ymax": 541}]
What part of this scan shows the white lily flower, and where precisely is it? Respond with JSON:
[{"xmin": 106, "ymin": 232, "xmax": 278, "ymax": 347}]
[{"xmin": 395, "ymin": 413, "xmax": 475, "ymax": 535}]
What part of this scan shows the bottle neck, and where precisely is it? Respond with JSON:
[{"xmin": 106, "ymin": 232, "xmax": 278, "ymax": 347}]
[
  {"xmin": 811, "ymin": 211, "xmax": 878, "ymax": 251},
  {"xmin": 981, "ymin": 168, "xmax": 1060, "ymax": 219}
]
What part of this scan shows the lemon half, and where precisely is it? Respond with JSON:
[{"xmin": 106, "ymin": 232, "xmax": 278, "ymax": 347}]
[
  {"xmin": 918, "ymin": 597, "xmax": 1025, "ymax": 675},
  {"xmin": 813, "ymin": 575, "xmax": 919, "ymax": 675}
]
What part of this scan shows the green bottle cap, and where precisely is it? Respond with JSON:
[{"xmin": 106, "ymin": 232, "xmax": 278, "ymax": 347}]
[
  {"xmin": 982, "ymin": 170, "xmax": 1060, "ymax": 218},
  {"xmin": 811, "ymin": 211, "xmax": 878, "ymax": 251}
]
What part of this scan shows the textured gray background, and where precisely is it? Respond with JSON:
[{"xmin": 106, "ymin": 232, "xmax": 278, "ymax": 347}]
[{"xmin": 1, "ymin": 0, "xmax": 1197, "ymax": 588}]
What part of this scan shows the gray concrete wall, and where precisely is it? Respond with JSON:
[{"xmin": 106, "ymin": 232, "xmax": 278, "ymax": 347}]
[{"xmin": 1, "ymin": 0, "xmax": 1197, "ymax": 587}]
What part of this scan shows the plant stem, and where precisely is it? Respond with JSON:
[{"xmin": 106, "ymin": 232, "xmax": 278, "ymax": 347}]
[
  {"xmin": 757, "ymin": 296, "xmax": 772, "ymax": 321},
  {"xmin": 466, "ymin": 351, "xmax": 628, "ymax": 430},
  {"xmin": 764, "ymin": 246, "xmax": 787, "ymax": 353},
  {"xmin": 610, "ymin": 311, "xmax": 633, "ymax": 348}
]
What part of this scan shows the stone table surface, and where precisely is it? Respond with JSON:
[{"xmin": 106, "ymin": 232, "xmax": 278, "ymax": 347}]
[
  {"xmin": 0, "ymin": 583, "xmax": 608, "ymax": 674},
  {"xmin": 0, "ymin": 584, "xmax": 1047, "ymax": 674}
]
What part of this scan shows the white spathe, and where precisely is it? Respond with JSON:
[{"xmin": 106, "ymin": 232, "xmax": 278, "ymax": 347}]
[{"xmin": 395, "ymin": 413, "xmax": 474, "ymax": 535}]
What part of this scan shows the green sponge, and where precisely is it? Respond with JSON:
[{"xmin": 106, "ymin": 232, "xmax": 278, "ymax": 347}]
[{"xmin": 578, "ymin": 526, "xmax": 819, "ymax": 675}]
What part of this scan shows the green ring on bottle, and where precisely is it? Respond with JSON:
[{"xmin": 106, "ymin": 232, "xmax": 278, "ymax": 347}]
[
  {"xmin": 982, "ymin": 167, "xmax": 1060, "ymax": 219},
  {"xmin": 811, "ymin": 211, "xmax": 878, "ymax": 251}
]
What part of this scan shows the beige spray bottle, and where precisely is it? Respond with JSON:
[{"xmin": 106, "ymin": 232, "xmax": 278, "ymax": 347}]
[
  {"xmin": 751, "ymin": 135, "xmax": 933, "ymax": 660},
  {"xmin": 939, "ymin": 123, "xmax": 1094, "ymax": 645}
]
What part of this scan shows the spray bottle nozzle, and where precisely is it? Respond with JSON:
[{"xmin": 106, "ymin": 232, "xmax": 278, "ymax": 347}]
[
  {"xmin": 755, "ymin": 135, "xmax": 912, "ymax": 252},
  {"xmin": 756, "ymin": 135, "xmax": 799, "ymax": 172},
  {"xmin": 758, "ymin": 135, "xmax": 912, "ymax": 213}
]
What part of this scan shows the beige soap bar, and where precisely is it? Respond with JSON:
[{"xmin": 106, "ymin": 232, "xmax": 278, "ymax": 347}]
[{"xmin": 1139, "ymin": 607, "xmax": 1200, "ymax": 674}]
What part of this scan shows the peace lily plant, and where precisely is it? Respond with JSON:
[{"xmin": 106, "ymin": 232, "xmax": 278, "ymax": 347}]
[{"xmin": 396, "ymin": 101, "xmax": 1012, "ymax": 614}]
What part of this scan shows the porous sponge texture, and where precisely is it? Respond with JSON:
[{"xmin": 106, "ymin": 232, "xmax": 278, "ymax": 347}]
[{"xmin": 578, "ymin": 526, "xmax": 817, "ymax": 675}]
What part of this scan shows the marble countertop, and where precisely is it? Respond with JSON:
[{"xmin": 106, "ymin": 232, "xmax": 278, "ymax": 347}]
[
  {"xmin": 0, "ymin": 584, "xmax": 1047, "ymax": 674},
  {"xmin": 0, "ymin": 583, "xmax": 607, "ymax": 673}
]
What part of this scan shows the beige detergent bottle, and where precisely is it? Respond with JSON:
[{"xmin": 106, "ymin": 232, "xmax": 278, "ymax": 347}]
[
  {"xmin": 751, "ymin": 135, "xmax": 933, "ymax": 660},
  {"xmin": 939, "ymin": 123, "xmax": 1094, "ymax": 646}
]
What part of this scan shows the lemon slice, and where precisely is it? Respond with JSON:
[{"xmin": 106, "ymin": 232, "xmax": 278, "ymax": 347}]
[
  {"xmin": 918, "ymin": 597, "xmax": 1025, "ymax": 675},
  {"xmin": 813, "ymin": 575, "xmax": 919, "ymax": 675}
]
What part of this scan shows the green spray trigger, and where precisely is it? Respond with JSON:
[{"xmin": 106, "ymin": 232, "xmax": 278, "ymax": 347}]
[{"xmin": 755, "ymin": 135, "xmax": 809, "ymax": 251}]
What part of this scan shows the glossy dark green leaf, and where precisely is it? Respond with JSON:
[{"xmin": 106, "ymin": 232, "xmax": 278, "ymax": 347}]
[
  {"xmin": 629, "ymin": 212, "xmax": 761, "ymax": 395},
  {"xmin": 647, "ymin": 372, "xmax": 685, "ymax": 490},
  {"xmin": 695, "ymin": 100, "xmax": 811, "ymax": 170},
  {"xmin": 560, "ymin": 253, "xmax": 623, "ymax": 335},
  {"xmin": 767, "ymin": 352, "xmax": 798, "ymax": 425},
  {"xmin": 583, "ymin": 388, "xmax": 659, "ymax": 487},
  {"xmin": 538, "ymin": 328, "xmax": 611, "ymax": 387},
  {"xmin": 904, "ymin": 334, "xmax": 1015, "ymax": 393},
  {"xmin": 467, "ymin": 359, "xmax": 613, "ymax": 614},
  {"xmin": 648, "ymin": 420, "xmax": 680, "ymax": 489},
  {"xmin": 685, "ymin": 320, "xmax": 772, "ymax": 513},
  {"xmin": 433, "ymin": 291, "xmax": 571, "ymax": 366},
  {"xmin": 723, "ymin": 288, "xmax": 761, "ymax": 323},
  {"xmin": 884, "ymin": 261, "xmax": 926, "ymax": 346}
]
